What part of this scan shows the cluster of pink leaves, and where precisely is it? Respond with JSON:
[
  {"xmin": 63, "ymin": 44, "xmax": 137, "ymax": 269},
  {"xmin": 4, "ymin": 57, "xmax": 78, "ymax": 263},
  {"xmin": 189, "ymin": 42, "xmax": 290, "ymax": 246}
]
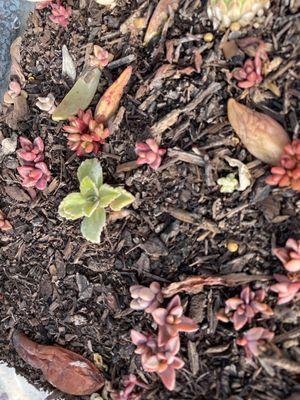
[
  {"xmin": 111, "ymin": 374, "xmax": 148, "ymax": 400},
  {"xmin": 36, "ymin": 0, "xmax": 72, "ymax": 28},
  {"xmin": 135, "ymin": 139, "xmax": 166, "ymax": 170},
  {"xmin": 217, "ymin": 286, "xmax": 273, "ymax": 331},
  {"xmin": 270, "ymin": 238, "xmax": 300, "ymax": 304},
  {"xmin": 232, "ymin": 42, "xmax": 268, "ymax": 89},
  {"xmin": 17, "ymin": 137, "xmax": 51, "ymax": 193},
  {"xmin": 130, "ymin": 283, "xmax": 198, "ymax": 390}
]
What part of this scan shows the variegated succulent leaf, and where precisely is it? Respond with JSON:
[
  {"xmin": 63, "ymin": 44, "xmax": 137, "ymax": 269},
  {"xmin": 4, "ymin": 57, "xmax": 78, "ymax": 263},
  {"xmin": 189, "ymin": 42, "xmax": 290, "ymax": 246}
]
[
  {"xmin": 110, "ymin": 188, "xmax": 135, "ymax": 211},
  {"xmin": 81, "ymin": 205, "xmax": 106, "ymax": 244},
  {"xmin": 58, "ymin": 192, "xmax": 90, "ymax": 220},
  {"xmin": 77, "ymin": 158, "xmax": 103, "ymax": 188}
]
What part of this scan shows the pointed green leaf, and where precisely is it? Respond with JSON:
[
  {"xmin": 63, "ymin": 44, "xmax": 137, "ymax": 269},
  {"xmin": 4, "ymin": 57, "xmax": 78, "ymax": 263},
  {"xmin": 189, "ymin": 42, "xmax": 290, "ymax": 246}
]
[
  {"xmin": 80, "ymin": 176, "xmax": 99, "ymax": 199},
  {"xmin": 98, "ymin": 184, "xmax": 121, "ymax": 207},
  {"xmin": 81, "ymin": 206, "xmax": 106, "ymax": 243},
  {"xmin": 77, "ymin": 159, "xmax": 103, "ymax": 187},
  {"xmin": 58, "ymin": 193, "xmax": 87, "ymax": 220},
  {"xmin": 110, "ymin": 189, "xmax": 135, "ymax": 211},
  {"xmin": 82, "ymin": 200, "xmax": 99, "ymax": 217}
]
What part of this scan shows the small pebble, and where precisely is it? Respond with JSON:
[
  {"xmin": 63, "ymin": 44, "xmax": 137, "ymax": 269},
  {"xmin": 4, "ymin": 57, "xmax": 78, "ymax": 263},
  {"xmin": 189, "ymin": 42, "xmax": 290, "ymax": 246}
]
[
  {"xmin": 227, "ymin": 241, "xmax": 239, "ymax": 252},
  {"xmin": 204, "ymin": 33, "xmax": 214, "ymax": 42},
  {"xmin": 230, "ymin": 22, "xmax": 241, "ymax": 32}
]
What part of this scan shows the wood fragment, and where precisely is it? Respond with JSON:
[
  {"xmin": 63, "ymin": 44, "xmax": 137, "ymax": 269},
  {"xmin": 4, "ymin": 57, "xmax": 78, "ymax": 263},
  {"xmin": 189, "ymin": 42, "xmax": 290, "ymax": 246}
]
[
  {"xmin": 168, "ymin": 148, "xmax": 205, "ymax": 166},
  {"xmin": 260, "ymin": 357, "xmax": 300, "ymax": 374},
  {"xmin": 187, "ymin": 341, "xmax": 200, "ymax": 375},
  {"xmin": 116, "ymin": 160, "xmax": 139, "ymax": 174},
  {"xmin": 162, "ymin": 273, "xmax": 272, "ymax": 297}
]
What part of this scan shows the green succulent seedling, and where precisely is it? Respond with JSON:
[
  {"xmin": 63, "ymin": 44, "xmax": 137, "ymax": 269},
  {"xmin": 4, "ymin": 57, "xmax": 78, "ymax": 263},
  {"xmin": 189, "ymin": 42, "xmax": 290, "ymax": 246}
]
[
  {"xmin": 59, "ymin": 159, "xmax": 135, "ymax": 243},
  {"xmin": 217, "ymin": 173, "xmax": 239, "ymax": 193}
]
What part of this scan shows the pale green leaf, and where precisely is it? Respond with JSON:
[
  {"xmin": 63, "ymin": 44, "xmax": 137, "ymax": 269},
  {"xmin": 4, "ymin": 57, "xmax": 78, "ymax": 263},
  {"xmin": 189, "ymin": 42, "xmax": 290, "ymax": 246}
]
[
  {"xmin": 52, "ymin": 68, "xmax": 101, "ymax": 121},
  {"xmin": 110, "ymin": 188, "xmax": 135, "ymax": 211},
  {"xmin": 58, "ymin": 193, "xmax": 87, "ymax": 220},
  {"xmin": 81, "ymin": 206, "xmax": 106, "ymax": 243},
  {"xmin": 80, "ymin": 176, "xmax": 99, "ymax": 199},
  {"xmin": 98, "ymin": 184, "xmax": 121, "ymax": 207},
  {"xmin": 77, "ymin": 159, "xmax": 103, "ymax": 188},
  {"xmin": 82, "ymin": 200, "xmax": 100, "ymax": 217}
]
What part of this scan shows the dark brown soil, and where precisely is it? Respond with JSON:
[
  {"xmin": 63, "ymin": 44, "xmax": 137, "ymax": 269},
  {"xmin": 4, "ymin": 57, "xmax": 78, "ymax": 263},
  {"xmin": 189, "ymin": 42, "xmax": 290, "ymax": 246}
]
[{"xmin": 0, "ymin": 1, "xmax": 300, "ymax": 399}]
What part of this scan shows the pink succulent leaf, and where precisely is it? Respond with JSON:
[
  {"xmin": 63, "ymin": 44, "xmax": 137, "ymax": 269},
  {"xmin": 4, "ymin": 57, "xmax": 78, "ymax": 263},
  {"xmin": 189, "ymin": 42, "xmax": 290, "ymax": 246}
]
[
  {"xmin": 17, "ymin": 166, "xmax": 33, "ymax": 178},
  {"xmin": 19, "ymin": 136, "xmax": 33, "ymax": 149},
  {"xmin": 17, "ymin": 150, "xmax": 37, "ymax": 162},
  {"xmin": 240, "ymin": 286, "xmax": 251, "ymax": 303},
  {"xmin": 232, "ymin": 311, "xmax": 248, "ymax": 330},
  {"xmin": 135, "ymin": 139, "xmax": 165, "ymax": 170},
  {"xmin": 159, "ymin": 366, "xmax": 176, "ymax": 391},
  {"xmin": 145, "ymin": 138, "xmax": 159, "ymax": 153},
  {"xmin": 149, "ymin": 155, "xmax": 162, "ymax": 170},
  {"xmin": 33, "ymin": 137, "xmax": 44, "ymax": 152},
  {"xmin": 164, "ymin": 335, "xmax": 180, "ymax": 356},
  {"xmin": 130, "ymin": 330, "xmax": 147, "ymax": 346},
  {"xmin": 225, "ymin": 297, "xmax": 244, "ymax": 310},
  {"xmin": 152, "ymin": 308, "xmax": 168, "ymax": 326},
  {"xmin": 143, "ymin": 355, "xmax": 160, "ymax": 372},
  {"xmin": 273, "ymin": 274, "xmax": 290, "ymax": 283},
  {"xmin": 175, "ymin": 315, "xmax": 199, "ymax": 333},
  {"xmin": 285, "ymin": 259, "xmax": 300, "ymax": 272},
  {"xmin": 244, "ymin": 327, "xmax": 266, "ymax": 341},
  {"xmin": 273, "ymin": 247, "xmax": 290, "ymax": 264},
  {"xmin": 286, "ymin": 238, "xmax": 300, "ymax": 252},
  {"xmin": 158, "ymin": 326, "xmax": 171, "ymax": 347},
  {"xmin": 251, "ymin": 301, "xmax": 273, "ymax": 316},
  {"xmin": 135, "ymin": 143, "xmax": 151, "ymax": 152},
  {"xmin": 166, "ymin": 295, "xmax": 181, "ymax": 312}
]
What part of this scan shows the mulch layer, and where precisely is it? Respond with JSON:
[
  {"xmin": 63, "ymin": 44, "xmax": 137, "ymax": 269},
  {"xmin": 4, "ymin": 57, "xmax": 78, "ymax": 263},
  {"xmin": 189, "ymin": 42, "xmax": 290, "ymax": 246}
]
[{"xmin": 0, "ymin": 0, "xmax": 300, "ymax": 399}]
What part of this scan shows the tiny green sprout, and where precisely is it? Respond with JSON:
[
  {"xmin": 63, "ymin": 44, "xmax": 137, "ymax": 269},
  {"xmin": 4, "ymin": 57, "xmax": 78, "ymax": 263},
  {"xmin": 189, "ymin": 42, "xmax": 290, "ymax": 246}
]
[
  {"xmin": 59, "ymin": 159, "xmax": 134, "ymax": 243},
  {"xmin": 217, "ymin": 173, "xmax": 239, "ymax": 193}
]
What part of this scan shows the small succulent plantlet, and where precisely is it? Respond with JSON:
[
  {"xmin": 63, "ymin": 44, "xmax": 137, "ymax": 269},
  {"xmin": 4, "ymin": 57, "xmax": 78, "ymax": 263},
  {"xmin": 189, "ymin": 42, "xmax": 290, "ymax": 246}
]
[
  {"xmin": 0, "ymin": 211, "xmax": 12, "ymax": 231},
  {"xmin": 266, "ymin": 140, "xmax": 300, "ymax": 191},
  {"xmin": 236, "ymin": 327, "xmax": 274, "ymax": 358},
  {"xmin": 63, "ymin": 109, "xmax": 109, "ymax": 156},
  {"xmin": 272, "ymin": 238, "xmax": 300, "ymax": 272},
  {"xmin": 36, "ymin": 94, "xmax": 56, "ymax": 114},
  {"xmin": 49, "ymin": 1, "xmax": 72, "ymax": 27},
  {"xmin": 111, "ymin": 374, "xmax": 148, "ymax": 400},
  {"xmin": 270, "ymin": 274, "xmax": 300, "ymax": 305},
  {"xmin": 207, "ymin": 0, "xmax": 270, "ymax": 30},
  {"xmin": 217, "ymin": 173, "xmax": 239, "ymax": 193},
  {"xmin": 152, "ymin": 295, "xmax": 199, "ymax": 346},
  {"xmin": 58, "ymin": 159, "xmax": 135, "ymax": 243},
  {"xmin": 17, "ymin": 137, "xmax": 45, "ymax": 163},
  {"xmin": 232, "ymin": 47, "xmax": 267, "ymax": 89},
  {"xmin": 130, "ymin": 330, "xmax": 158, "ymax": 365},
  {"xmin": 90, "ymin": 45, "xmax": 113, "ymax": 69},
  {"xmin": 142, "ymin": 336, "xmax": 184, "ymax": 391},
  {"xmin": 18, "ymin": 163, "xmax": 51, "ymax": 190},
  {"xmin": 130, "ymin": 282, "xmax": 163, "ymax": 313},
  {"xmin": 131, "ymin": 332, "xmax": 184, "ymax": 391},
  {"xmin": 217, "ymin": 286, "xmax": 273, "ymax": 330},
  {"xmin": 17, "ymin": 137, "xmax": 51, "ymax": 191},
  {"xmin": 135, "ymin": 139, "xmax": 166, "ymax": 170}
]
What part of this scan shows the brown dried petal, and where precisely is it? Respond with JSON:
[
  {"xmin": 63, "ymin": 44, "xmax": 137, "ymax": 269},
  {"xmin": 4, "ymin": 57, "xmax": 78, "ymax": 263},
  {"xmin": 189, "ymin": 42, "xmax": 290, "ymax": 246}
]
[
  {"xmin": 13, "ymin": 331, "xmax": 104, "ymax": 395},
  {"xmin": 227, "ymin": 99, "xmax": 290, "ymax": 165}
]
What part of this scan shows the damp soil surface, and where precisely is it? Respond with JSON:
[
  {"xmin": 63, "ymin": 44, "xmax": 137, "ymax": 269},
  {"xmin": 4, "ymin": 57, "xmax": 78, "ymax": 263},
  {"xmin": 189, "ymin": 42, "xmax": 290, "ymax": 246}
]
[{"xmin": 0, "ymin": 1, "xmax": 300, "ymax": 399}]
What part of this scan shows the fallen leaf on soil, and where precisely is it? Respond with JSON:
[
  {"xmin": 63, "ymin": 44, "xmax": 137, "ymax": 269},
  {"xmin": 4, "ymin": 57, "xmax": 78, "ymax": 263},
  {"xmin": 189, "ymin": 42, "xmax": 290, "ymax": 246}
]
[
  {"xmin": 140, "ymin": 236, "xmax": 168, "ymax": 258},
  {"xmin": 10, "ymin": 37, "xmax": 26, "ymax": 85},
  {"xmin": 144, "ymin": 0, "xmax": 180, "ymax": 45},
  {"xmin": 0, "ymin": 134, "xmax": 17, "ymax": 156},
  {"xmin": 95, "ymin": 66, "xmax": 132, "ymax": 123},
  {"xmin": 162, "ymin": 273, "xmax": 271, "ymax": 297},
  {"xmin": 224, "ymin": 156, "xmax": 251, "ymax": 191},
  {"xmin": 52, "ymin": 68, "xmax": 101, "ymax": 121},
  {"xmin": 12, "ymin": 331, "xmax": 104, "ymax": 395},
  {"xmin": 227, "ymin": 99, "xmax": 290, "ymax": 165},
  {"xmin": 5, "ymin": 186, "xmax": 31, "ymax": 202},
  {"xmin": 62, "ymin": 45, "xmax": 76, "ymax": 81},
  {"xmin": 6, "ymin": 94, "xmax": 28, "ymax": 129},
  {"xmin": 95, "ymin": 0, "xmax": 116, "ymax": 7},
  {"xmin": 220, "ymin": 40, "xmax": 241, "ymax": 60}
]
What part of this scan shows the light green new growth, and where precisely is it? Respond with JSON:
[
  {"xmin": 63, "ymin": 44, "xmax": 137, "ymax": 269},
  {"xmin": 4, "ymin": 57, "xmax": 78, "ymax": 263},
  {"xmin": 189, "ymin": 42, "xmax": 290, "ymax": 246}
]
[
  {"xmin": 217, "ymin": 173, "xmax": 239, "ymax": 193},
  {"xmin": 59, "ymin": 159, "xmax": 135, "ymax": 243}
]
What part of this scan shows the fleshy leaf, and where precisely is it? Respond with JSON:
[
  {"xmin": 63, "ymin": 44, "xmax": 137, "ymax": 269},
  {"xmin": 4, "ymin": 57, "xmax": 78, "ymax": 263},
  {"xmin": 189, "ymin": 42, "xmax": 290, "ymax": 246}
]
[
  {"xmin": 98, "ymin": 184, "xmax": 121, "ymax": 207},
  {"xmin": 82, "ymin": 201, "xmax": 100, "ymax": 218},
  {"xmin": 110, "ymin": 188, "xmax": 135, "ymax": 211},
  {"xmin": 77, "ymin": 159, "xmax": 103, "ymax": 188},
  {"xmin": 59, "ymin": 193, "xmax": 87, "ymax": 220},
  {"xmin": 52, "ymin": 68, "xmax": 101, "ymax": 121},
  {"xmin": 95, "ymin": 66, "xmax": 132, "ymax": 123},
  {"xmin": 80, "ymin": 176, "xmax": 99, "ymax": 199},
  {"xmin": 81, "ymin": 206, "xmax": 106, "ymax": 243}
]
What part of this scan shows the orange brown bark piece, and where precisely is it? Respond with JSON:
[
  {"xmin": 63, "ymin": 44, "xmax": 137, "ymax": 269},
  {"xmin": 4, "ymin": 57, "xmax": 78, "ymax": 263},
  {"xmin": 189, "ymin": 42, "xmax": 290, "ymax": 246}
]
[{"xmin": 12, "ymin": 331, "xmax": 104, "ymax": 395}]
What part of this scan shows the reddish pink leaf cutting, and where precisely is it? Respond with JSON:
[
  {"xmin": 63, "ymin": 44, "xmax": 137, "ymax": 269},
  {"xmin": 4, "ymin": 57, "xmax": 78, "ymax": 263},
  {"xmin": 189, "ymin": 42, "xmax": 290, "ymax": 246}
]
[
  {"xmin": 13, "ymin": 331, "xmax": 104, "ymax": 395},
  {"xmin": 95, "ymin": 66, "xmax": 132, "ymax": 123}
]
